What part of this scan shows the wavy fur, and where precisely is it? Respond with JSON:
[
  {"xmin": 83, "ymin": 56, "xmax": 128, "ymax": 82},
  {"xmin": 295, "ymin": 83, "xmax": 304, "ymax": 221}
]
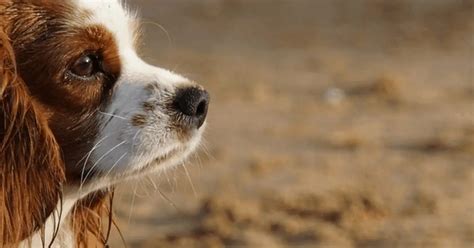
[{"xmin": 0, "ymin": 30, "xmax": 64, "ymax": 245}]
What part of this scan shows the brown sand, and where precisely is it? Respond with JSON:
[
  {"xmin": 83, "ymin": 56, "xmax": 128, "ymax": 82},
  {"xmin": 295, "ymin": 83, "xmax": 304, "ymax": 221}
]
[{"xmin": 110, "ymin": 0, "xmax": 474, "ymax": 247}]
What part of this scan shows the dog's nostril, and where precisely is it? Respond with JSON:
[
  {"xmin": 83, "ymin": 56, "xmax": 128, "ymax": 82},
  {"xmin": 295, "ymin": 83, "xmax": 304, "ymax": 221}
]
[
  {"xmin": 196, "ymin": 100, "xmax": 207, "ymax": 116},
  {"xmin": 173, "ymin": 87, "xmax": 210, "ymax": 128}
]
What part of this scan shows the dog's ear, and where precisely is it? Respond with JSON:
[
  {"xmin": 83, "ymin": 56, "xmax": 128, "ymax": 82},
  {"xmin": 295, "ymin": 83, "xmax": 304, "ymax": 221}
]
[{"xmin": 0, "ymin": 30, "xmax": 65, "ymax": 244}]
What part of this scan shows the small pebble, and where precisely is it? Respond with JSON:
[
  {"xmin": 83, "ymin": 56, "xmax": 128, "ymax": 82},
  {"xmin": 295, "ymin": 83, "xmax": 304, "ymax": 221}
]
[{"xmin": 323, "ymin": 87, "xmax": 346, "ymax": 105}]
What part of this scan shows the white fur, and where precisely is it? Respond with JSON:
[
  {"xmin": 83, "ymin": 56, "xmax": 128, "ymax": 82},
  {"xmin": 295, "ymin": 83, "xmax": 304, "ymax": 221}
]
[
  {"xmin": 76, "ymin": 0, "xmax": 136, "ymax": 51},
  {"xmin": 24, "ymin": 1, "xmax": 204, "ymax": 247},
  {"xmin": 75, "ymin": 0, "xmax": 202, "ymax": 195}
]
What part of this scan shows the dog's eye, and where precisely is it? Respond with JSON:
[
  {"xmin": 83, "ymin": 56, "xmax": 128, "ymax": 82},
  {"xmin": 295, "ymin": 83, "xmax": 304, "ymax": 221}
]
[{"xmin": 70, "ymin": 54, "xmax": 99, "ymax": 78}]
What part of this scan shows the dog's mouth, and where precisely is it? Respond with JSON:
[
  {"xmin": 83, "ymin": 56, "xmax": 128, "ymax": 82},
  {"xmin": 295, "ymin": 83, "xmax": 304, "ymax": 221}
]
[
  {"xmin": 107, "ymin": 134, "xmax": 200, "ymax": 182},
  {"xmin": 138, "ymin": 147, "xmax": 185, "ymax": 173}
]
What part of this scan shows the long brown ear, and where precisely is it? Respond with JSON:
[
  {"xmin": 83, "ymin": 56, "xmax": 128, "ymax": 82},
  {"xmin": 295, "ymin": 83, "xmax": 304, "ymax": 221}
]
[{"xmin": 0, "ymin": 30, "xmax": 65, "ymax": 244}]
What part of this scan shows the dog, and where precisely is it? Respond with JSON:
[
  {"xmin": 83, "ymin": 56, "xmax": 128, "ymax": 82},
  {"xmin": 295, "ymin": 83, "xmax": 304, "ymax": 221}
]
[{"xmin": 0, "ymin": 0, "xmax": 209, "ymax": 247}]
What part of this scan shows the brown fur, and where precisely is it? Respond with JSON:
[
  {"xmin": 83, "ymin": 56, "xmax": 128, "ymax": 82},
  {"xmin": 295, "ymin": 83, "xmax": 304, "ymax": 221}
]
[
  {"xmin": 71, "ymin": 190, "xmax": 115, "ymax": 248},
  {"xmin": 0, "ymin": 29, "xmax": 64, "ymax": 245},
  {"xmin": 0, "ymin": 1, "xmax": 121, "ymax": 246}
]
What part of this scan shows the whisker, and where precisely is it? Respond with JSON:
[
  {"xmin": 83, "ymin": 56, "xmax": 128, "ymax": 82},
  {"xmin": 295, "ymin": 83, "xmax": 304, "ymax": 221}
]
[
  {"xmin": 99, "ymin": 111, "xmax": 127, "ymax": 120},
  {"xmin": 163, "ymin": 169, "xmax": 174, "ymax": 193},
  {"xmin": 134, "ymin": 179, "xmax": 149, "ymax": 198},
  {"xmin": 157, "ymin": 187, "xmax": 181, "ymax": 213},
  {"xmin": 173, "ymin": 172, "xmax": 179, "ymax": 192},
  {"xmin": 181, "ymin": 163, "xmax": 198, "ymax": 198},
  {"xmin": 77, "ymin": 134, "xmax": 110, "ymax": 168},
  {"xmin": 127, "ymin": 184, "xmax": 138, "ymax": 225},
  {"xmin": 200, "ymin": 139, "xmax": 216, "ymax": 161},
  {"xmin": 141, "ymin": 21, "xmax": 172, "ymax": 49},
  {"xmin": 103, "ymin": 152, "xmax": 128, "ymax": 179},
  {"xmin": 131, "ymin": 129, "xmax": 142, "ymax": 152},
  {"xmin": 146, "ymin": 176, "xmax": 158, "ymax": 191},
  {"xmin": 80, "ymin": 140, "xmax": 127, "ymax": 189},
  {"xmin": 192, "ymin": 151, "xmax": 204, "ymax": 171},
  {"xmin": 78, "ymin": 135, "xmax": 111, "ymax": 194}
]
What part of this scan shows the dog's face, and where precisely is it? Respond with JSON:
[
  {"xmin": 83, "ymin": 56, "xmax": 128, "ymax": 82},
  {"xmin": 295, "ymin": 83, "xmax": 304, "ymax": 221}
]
[{"xmin": 3, "ymin": 0, "xmax": 208, "ymax": 188}]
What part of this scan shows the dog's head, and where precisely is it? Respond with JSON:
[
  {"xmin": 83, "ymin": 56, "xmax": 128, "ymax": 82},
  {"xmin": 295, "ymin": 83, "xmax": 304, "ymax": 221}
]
[{"xmin": 0, "ymin": 0, "xmax": 209, "ymax": 244}]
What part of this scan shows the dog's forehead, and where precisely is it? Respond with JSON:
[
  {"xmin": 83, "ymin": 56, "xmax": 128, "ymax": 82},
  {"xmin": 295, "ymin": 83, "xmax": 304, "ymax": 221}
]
[{"xmin": 73, "ymin": 0, "xmax": 137, "ymax": 51}]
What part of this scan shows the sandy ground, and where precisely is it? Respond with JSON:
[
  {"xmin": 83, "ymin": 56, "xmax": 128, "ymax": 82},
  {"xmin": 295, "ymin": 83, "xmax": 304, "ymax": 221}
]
[{"xmin": 110, "ymin": 0, "xmax": 474, "ymax": 247}]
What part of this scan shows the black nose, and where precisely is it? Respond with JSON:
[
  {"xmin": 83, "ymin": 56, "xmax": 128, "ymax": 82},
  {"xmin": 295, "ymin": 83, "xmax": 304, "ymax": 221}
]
[{"xmin": 173, "ymin": 87, "xmax": 210, "ymax": 128}]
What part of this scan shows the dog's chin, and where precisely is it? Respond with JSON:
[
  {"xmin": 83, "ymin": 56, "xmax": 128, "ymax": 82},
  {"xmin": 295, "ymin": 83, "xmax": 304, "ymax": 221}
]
[
  {"xmin": 127, "ymin": 144, "xmax": 194, "ymax": 178},
  {"xmin": 74, "ymin": 124, "xmax": 205, "ymax": 197},
  {"xmin": 106, "ymin": 131, "xmax": 203, "ymax": 185}
]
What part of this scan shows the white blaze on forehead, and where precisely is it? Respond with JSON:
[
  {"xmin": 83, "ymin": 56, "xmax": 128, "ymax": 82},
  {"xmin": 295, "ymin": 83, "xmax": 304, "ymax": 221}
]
[
  {"xmin": 72, "ymin": 0, "xmax": 188, "ymax": 84},
  {"xmin": 74, "ymin": 0, "xmax": 137, "ymax": 51},
  {"xmin": 73, "ymin": 0, "xmax": 186, "ymax": 81}
]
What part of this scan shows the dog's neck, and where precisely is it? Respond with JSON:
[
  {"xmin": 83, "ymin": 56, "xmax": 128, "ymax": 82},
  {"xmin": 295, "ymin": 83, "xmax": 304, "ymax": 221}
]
[
  {"xmin": 20, "ymin": 197, "xmax": 77, "ymax": 248},
  {"xmin": 20, "ymin": 185, "xmax": 102, "ymax": 248}
]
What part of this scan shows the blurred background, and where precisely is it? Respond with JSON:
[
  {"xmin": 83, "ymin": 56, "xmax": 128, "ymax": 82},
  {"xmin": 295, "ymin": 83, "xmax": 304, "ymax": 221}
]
[{"xmin": 111, "ymin": 0, "xmax": 474, "ymax": 247}]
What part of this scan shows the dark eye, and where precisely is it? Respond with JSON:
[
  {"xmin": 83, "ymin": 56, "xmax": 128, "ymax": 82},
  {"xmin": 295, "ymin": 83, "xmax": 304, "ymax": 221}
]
[{"xmin": 70, "ymin": 54, "xmax": 99, "ymax": 78}]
